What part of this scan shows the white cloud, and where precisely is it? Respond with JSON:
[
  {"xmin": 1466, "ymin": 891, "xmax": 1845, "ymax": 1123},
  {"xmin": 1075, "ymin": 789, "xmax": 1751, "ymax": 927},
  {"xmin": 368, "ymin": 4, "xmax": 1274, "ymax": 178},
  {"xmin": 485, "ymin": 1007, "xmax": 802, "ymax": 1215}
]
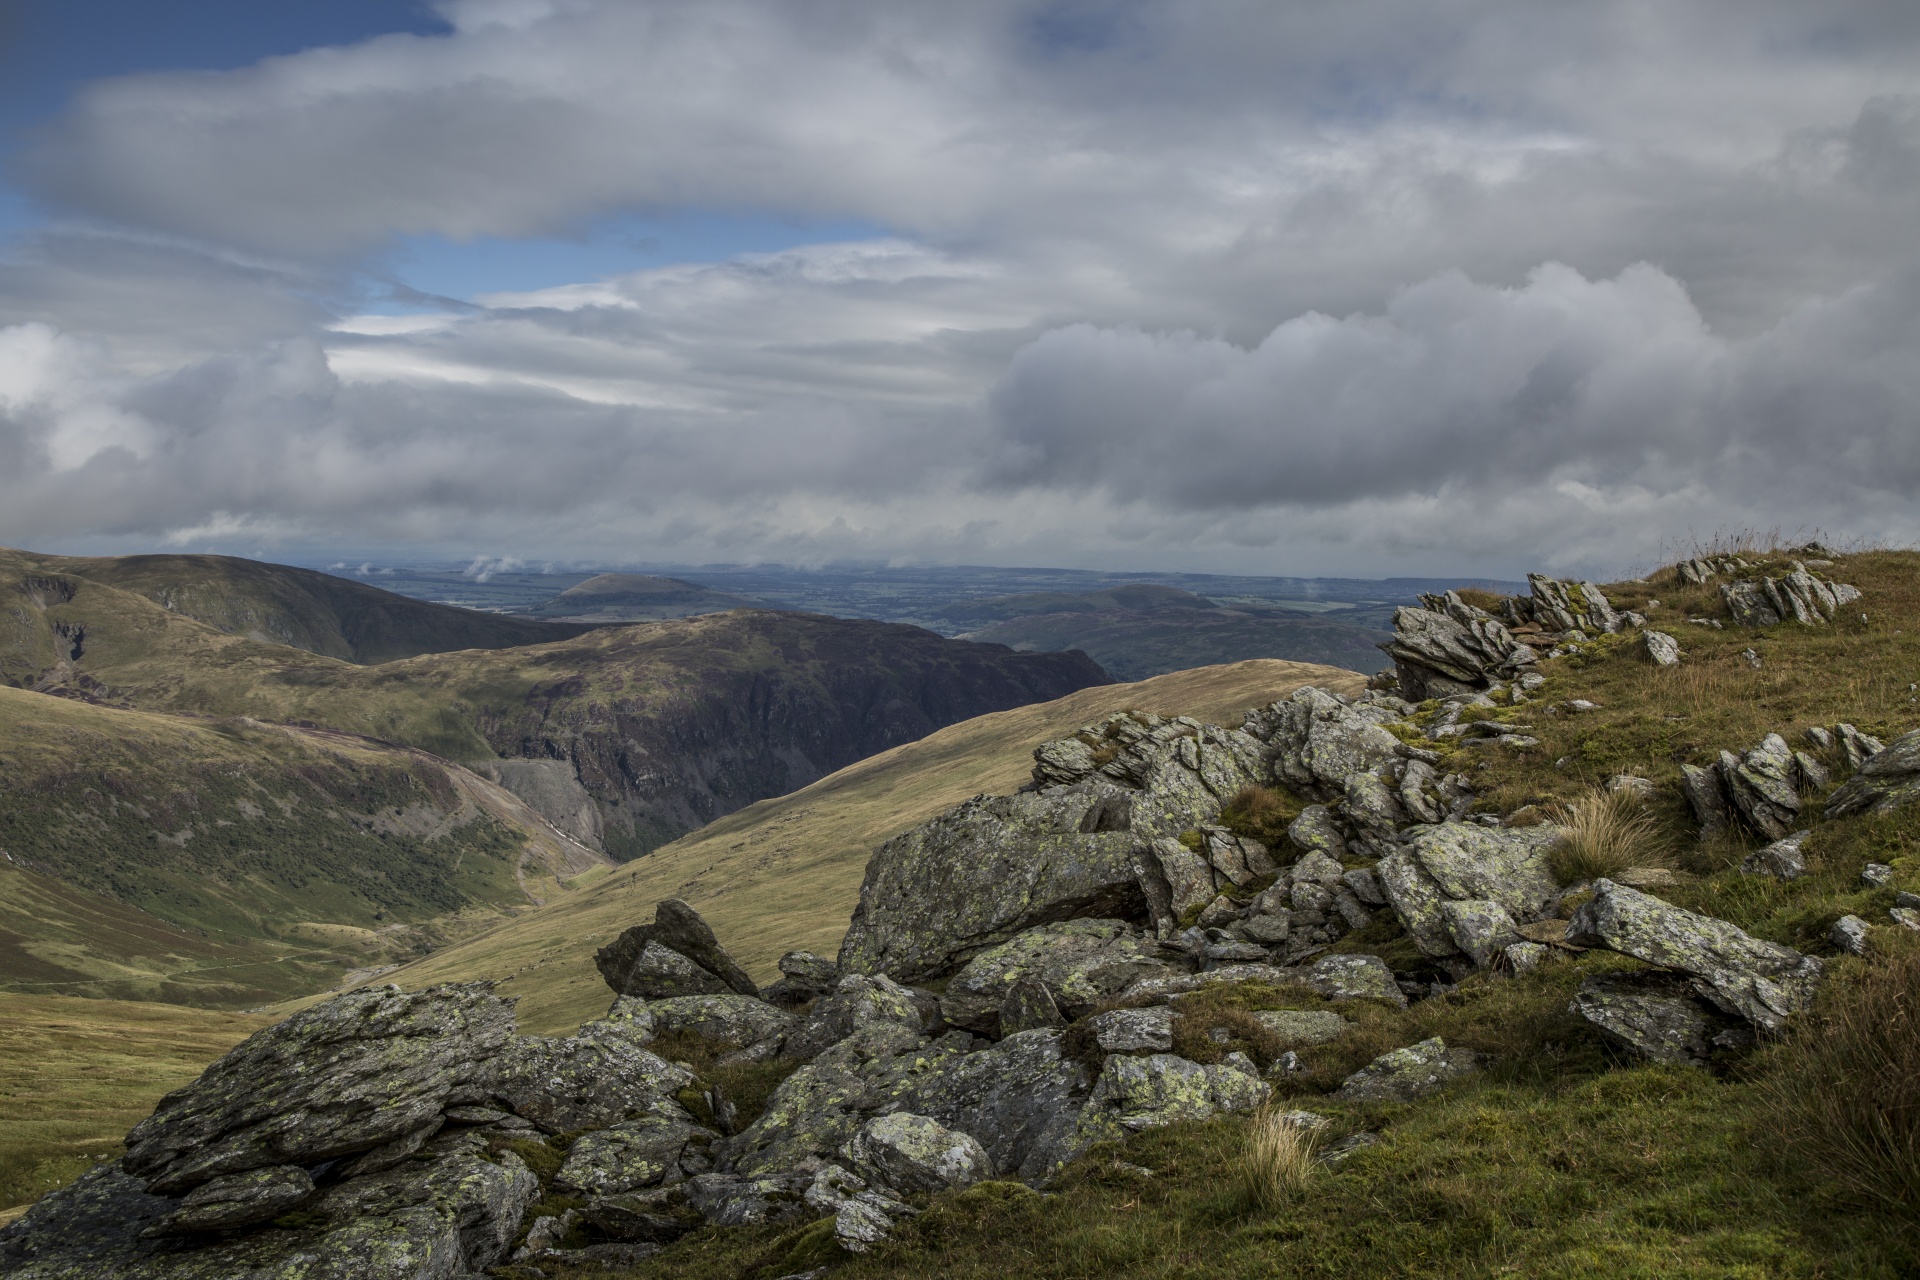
[{"xmin": 3, "ymin": 2, "xmax": 1920, "ymax": 574}]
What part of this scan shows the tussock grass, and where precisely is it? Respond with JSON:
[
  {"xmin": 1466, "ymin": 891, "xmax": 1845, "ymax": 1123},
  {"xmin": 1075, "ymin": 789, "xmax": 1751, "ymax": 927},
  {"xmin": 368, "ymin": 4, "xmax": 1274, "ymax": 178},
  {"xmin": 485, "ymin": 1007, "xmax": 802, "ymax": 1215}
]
[
  {"xmin": 1546, "ymin": 785, "xmax": 1672, "ymax": 884},
  {"xmin": 1235, "ymin": 1106, "xmax": 1318, "ymax": 1212},
  {"xmin": 1217, "ymin": 784, "xmax": 1305, "ymax": 845},
  {"xmin": 1768, "ymin": 936, "xmax": 1920, "ymax": 1213}
]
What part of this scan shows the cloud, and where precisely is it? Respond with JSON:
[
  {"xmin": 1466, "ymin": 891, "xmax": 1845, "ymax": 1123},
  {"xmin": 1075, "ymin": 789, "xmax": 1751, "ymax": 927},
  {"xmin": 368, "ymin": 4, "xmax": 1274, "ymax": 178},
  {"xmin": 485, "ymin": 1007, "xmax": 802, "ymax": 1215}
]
[{"xmin": 4, "ymin": 2, "xmax": 1920, "ymax": 574}]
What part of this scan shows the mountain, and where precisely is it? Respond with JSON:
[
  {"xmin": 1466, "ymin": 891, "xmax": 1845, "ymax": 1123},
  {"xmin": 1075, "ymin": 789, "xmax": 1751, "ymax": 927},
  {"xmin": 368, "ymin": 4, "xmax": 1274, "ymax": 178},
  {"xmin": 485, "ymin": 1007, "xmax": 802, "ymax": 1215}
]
[
  {"xmin": 519, "ymin": 572, "xmax": 768, "ymax": 622},
  {"xmin": 0, "ymin": 686, "xmax": 605, "ymax": 1007},
  {"xmin": 376, "ymin": 658, "xmax": 1365, "ymax": 1034},
  {"xmin": 1, "ymin": 548, "xmax": 1112, "ymax": 860},
  {"xmin": 30, "ymin": 551, "xmax": 596, "ymax": 663},
  {"xmin": 958, "ymin": 597, "xmax": 1393, "ymax": 681}
]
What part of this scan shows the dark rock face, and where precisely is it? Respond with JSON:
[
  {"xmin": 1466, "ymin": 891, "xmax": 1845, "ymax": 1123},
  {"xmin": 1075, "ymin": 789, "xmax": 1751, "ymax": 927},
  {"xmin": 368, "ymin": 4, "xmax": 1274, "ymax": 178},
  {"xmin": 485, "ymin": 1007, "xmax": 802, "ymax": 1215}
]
[
  {"xmin": 1570, "ymin": 970, "xmax": 1740, "ymax": 1065},
  {"xmin": 1826, "ymin": 729, "xmax": 1920, "ymax": 818},
  {"xmin": 479, "ymin": 612, "xmax": 1114, "ymax": 858},
  {"xmin": 121, "ymin": 983, "xmax": 514, "ymax": 1196}
]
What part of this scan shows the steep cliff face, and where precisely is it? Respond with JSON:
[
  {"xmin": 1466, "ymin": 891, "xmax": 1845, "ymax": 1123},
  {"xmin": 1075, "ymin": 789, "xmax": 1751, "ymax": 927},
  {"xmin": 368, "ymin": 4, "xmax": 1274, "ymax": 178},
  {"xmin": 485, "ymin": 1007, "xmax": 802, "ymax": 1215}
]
[{"xmin": 465, "ymin": 612, "xmax": 1114, "ymax": 858}]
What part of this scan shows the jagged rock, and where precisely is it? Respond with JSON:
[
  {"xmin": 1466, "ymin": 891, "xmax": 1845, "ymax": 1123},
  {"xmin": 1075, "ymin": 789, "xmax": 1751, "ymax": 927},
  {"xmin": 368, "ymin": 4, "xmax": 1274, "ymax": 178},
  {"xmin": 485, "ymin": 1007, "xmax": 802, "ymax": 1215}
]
[
  {"xmin": 1524, "ymin": 575, "xmax": 1624, "ymax": 635},
  {"xmin": 1567, "ymin": 880, "xmax": 1823, "ymax": 1032},
  {"xmin": 1288, "ymin": 953, "xmax": 1408, "ymax": 1007},
  {"xmin": 1375, "ymin": 823, "xmax": 1560, "ymax": 961},
  {"xmin": 483, "ymin": 1032, "xmax": 695, "ymax": 1134},
  {"xmin": 896, "ymin": 1029, "xmax": 1094, "ymax": 1182},
  {"xmin": 595, "ymin": 939, "xmax": 736, "ymax": 999},
  {"xmin": 554, "ymin": 1118, "xmax": 712, "ymax": 1195},
  {"xmin": 579, "ymin": 1187, "xmax": 701, "ymax": 1244},
  {"xmin": 1794, "ymin": 751, "xmax": 1831, "ymax": 790},
  {"xmin": 1722, "ymin": 563, "xmax": 1860, "ymax": 628},
  {"xmin": 1721, "ymin": 735, "xmax": 1801, "ymax": 840},
  {"xmin": 843, "ymin": 1112, "xmax": 991, "ymax": 1195},
  {"xmin": 1836, "ymin": 723, "xmax": 1886, "ymax": 771},
  {"xmin": 1644, "ymin": 630, "xmax": 1682, "ymax": 666},
  {"xmin": 7, "ymin": 1130, "xmax": 540, "ymax": 1279},
  {"xmin": 938, "ymin": 920, "xmax": 1176, "ymax": 1035},
  {"xmin": 1504, "ymin": 941, "xmax": 1550, "ymax": 974},
  {"xmin": 1378, "ymin": 602, "xmax": 1537, "ymax": 700},
  {"xmin": 1440, "ymin": 899, "xmax": 1524, "ymax": 968},
  {"xmin": 1248, "ymin": 1009, "xmax": 1350, "ymax": 1047},
  {"xmin": 1740, "ymin": 832, "xmax": 1809, "ymax": 880},
  {"xmin": 596, "ymin": 898, "xmax": 759, "ymax": 998},
  {"xmin": 1891, "ymin": 907, "xmax": 1920, "ymax": 932},
  {"xmin": 645, "ymin": 994, "xmax": 797, "ymax": 1060},
  {"xmin": 837, "ymin": 786, "xmax": 1149, "ymax": 983},
  {"xmin": 1569, "ymin": 970, "xmax": 1742, "ymax": 1065},
  {"xmin": 1863, "ymin": 863, "xmax": 1895, "ymax": 887},
  {"xmin": 785, "ymin": 974, "xmax": 936, "ymax": 1061},
  {"xmin": 1076, "ymin": 1053, "xmax": 1268, "ymax": 1141},
  {"xmin": 1720, "ymin": 580, "xmax": 1781, "ymax": 627},
  {"xmin": 999, "ymin": 976, "xmax": 1067, "ymax": 1034},
  {"xmin": 1251, "ymin": 686, "xmax": 1409, "ymax": 796},
  {"xmin": 1089, "ymin": 1007, "xmax": 1175, "ymax": 1052},
  {"xmin": 1286, "ymin": 804, "xmax": 1349, "ymax": 860},
  {"xmin": 580, "ymin": 995, "xmax": 657, "ymax": 1046},
  {"xmin": 1826, "ymin": 730, "xmax": 1920, "ymax": 818},
  {"xmin": 1831, "ymin": 915, "xmax": 1871, "ymax": 956},
  {"xmin": 1334, "ymin": 1037, "xmax": 1483, "ymax": 1102},
  {"xmin": 765, "ymin": 951, "xmax": 839, "ymax": 1007},
  {"xmin": 120, "ymin": 983, "xmax": 513, "ymax": 1196},
  {"xmin": 1680, "ymin": 763, "xmax": 1730, "ymax": 835},
  {"xmin": 143, "ymin": 1164, "xmax": 316, "ymax": 1236},
  {"xmin": 1343, "ymin": 867, "xmax": 1387, "ymax": 906},
  {"xmin": 1026, "ymin": 712, "xmax": 1268, "ymax": 831},
  {"xmin": 683, "ymin": 1172, "xmax": 811, "ymax": 1227}
]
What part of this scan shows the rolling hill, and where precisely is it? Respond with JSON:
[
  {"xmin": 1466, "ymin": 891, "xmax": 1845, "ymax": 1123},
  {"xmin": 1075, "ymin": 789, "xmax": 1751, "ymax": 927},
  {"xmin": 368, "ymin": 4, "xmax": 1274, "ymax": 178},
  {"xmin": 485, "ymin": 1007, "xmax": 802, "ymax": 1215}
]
[
  {"xmin": 373, "ymin": 658, "xmax": 1367, "ymax": 1035},
  {"xmin": 519, "ymin": 572, "xmax": 768, "ymax": 622},
  {"xmin": 26, "ymin": 551, "xmax": 595, "ymax": 663},
  {"xmin": 2, "ymin": 549, "xmax": 1111, "ymax": 860}
]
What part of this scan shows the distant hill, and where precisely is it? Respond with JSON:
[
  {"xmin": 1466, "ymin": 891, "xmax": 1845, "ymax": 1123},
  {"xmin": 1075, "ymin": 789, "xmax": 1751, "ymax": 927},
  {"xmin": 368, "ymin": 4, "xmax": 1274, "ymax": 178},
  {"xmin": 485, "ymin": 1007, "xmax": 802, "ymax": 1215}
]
[
  {"xmin": 0, "ymin": 549, "xmax": 1112, "ymax": 861},
  {"xmin": 519, "ymin": 572, "xmax": 767, "ymax": 622},
  {"xmin": 32, "ymin": 552, "xmax": 594, "ymax": 664},
  {"xmin": 956, "ymin": 600, "xmax": 1392, "ymax": 681},
  {"xmin": 378, "ymin": 658, "xmax": 1367, "ymax": 1035},
  {"xmin": 0, "ymin": 686, "xmax": 606, "ymax": 1007},
  {"xmin": 936, "ymin": 583, "xmax": 1218, "ymax": 625}
]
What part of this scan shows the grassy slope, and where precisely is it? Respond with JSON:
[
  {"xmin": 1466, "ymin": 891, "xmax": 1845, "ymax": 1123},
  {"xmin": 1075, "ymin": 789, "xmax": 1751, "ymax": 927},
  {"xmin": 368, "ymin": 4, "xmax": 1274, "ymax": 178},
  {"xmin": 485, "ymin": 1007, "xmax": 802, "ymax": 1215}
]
[
  {"xmin": 380, "ymin": 659, "xmax": 1366, "ymax": 1035},
  {"xmin": 0, "ymin": 686, "xmax": 606, "ymax": 1005},
  {"xmin": 0, "ymin": 994, "xmax": 268, "ymax": 1221},
  {"xmin": 31, "ymin": 550, "xmax": 593, "ymax": 663},
  {"xmin": 578, "ymin": 550, "xmax": 1920, "ymax": 1278}
]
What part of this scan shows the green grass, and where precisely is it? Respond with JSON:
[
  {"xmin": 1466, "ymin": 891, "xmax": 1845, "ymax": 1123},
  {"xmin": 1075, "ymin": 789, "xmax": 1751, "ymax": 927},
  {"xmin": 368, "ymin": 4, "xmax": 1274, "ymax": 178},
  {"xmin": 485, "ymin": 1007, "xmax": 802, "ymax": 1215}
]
[{"xmin": 0, "ymin": 994, "xmax": 267, "ymax": 1218}]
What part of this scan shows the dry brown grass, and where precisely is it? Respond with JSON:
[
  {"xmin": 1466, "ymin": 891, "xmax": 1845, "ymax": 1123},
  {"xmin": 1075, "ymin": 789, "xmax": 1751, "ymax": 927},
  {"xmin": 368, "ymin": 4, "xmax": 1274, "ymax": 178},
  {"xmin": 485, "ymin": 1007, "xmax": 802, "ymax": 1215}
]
[
  {"xmin": 1768, "ymin": 937, "xmax": 1920, "ymax": 1212},
  {"xmin": 1547, "ymin": 786, "xmax": 1671, "ymax": 885},
  {"xmin": 1236, "ymin": 1105, "xmax": 1320, "ymax": 1212}
]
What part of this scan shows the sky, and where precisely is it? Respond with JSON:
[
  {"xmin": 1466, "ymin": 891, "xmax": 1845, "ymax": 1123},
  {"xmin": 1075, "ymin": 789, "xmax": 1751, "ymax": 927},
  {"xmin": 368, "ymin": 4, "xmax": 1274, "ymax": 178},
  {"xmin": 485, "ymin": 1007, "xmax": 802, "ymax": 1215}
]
[{"xmin": 1, "ymin": 1, "xmax": 1918, "ymax": 579}]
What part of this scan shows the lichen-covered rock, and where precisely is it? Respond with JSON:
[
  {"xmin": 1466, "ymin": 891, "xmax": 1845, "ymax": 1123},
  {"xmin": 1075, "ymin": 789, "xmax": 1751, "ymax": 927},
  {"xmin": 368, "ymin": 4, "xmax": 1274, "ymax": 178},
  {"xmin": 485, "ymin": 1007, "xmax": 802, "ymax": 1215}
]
[
  {"xmin": 1826, "ymin": 730, "xmax": 1920, "ymax": 819},
  {"xmin": 121, "ymin": 983, "xmax": 513, "ymax": 1196},
  {"xmin": 645, "ymin": 994, "xmax": 797, "ymax": 1059},
  {"xmin": 555, "ymin": 1117, "xmax": 712, "ymax": 1195},
  {"xmin": 1089, "ymin": 1007, "xmax": 1175, "ymax": 1052},
  {"xmin": 1375, "ymin": 823, "xmax": 1559, "ymax": 960},
  {"xmin": 1247, "ymin": 1009, "xmax": 1349, "ymax": 1047},
  {"xmin": 1831, "ymin": 915, "xmax": 1871, "ymax": 956},
  {"xmin": 837, "ymin": 787, "xmax": 1148, "ymax": 983},
  {"xmin": 1440, "ymin": 899, "xmax": 1524, "ymax": 968},
  {"xmin": 764, "ymin": 951, "xmax": 839, "ymax": 1007},
  {"xmin": 938, "ymin": 920, "xmax": 1176, "ymax": 1034},
  {"xmin": 579, "ymin": 1187, "xmax": 701, "ymax": 1244},
  {"xmin": 1570, "ymin": 971, "xmax": 1730, "ymax": 1065},
  {"xmin": 1334, "ymin": 1037, "xmax": 1483, "ymax": 1102},
  {"xmin": 1721, "ymin": 735, "xmax": 1801, "ymax": 840},
  {"xmin": 595, "ymin": 939, "xmax": 736, "ymax": 999},
  {"xmin": 483, "ymin": 1032, "xmax": 695, "ymax": 1133},
  {"xmin": 1286, "ymin": 953, "xmax": 1408, "ymax": 1007},
  {"xmin": 843, "ymin": 1112, "xmax": 991, "ymax": 1195},
  {"xmin": 682, "ymin": 1171, "xmax": 810, "ymax": 1227},
  {"xmin": 896, "ymin": 1028, "xmax": 1094, "ymax": 1183},
  {"xmin": 784, "ymin": 973, "xmax": 936, "ymax": 1061},
  {"xmin": 1378, "ymin": 604, "xmax": 1536, "ymax": 701},
  {"xmin": 1256, "ymin": 686, "xmax": 1408, "ymax": 795},
  {"xmin": 1524, "ymin": 575, "xmax": 1623, "ymax": 635},
  {"xmin": 1075, "ymin": 1053, "xmax": 1268, "ymax": 1142},
  {"xmin": 1286, "ymin": 804, "xmax": 1349, "ymax": 860},
  {"xmin": 1740, "ymin": 832, "xmax": 1809, "ymax": 880},
  {"xmin": 578, "ymin": 995, "xmax": 657, "ymax": 1047},
  {"xmin": 1680, "ymin": 763, "xmax": 1730, "ymax": 835},
  {"xmin": 596, "ymin": 898, "xmax": 759, "ymax": 998},
  {"xmin": 1567, "ymin": 880, "xmax": 1823, "ymax": 1033},
  {"xmin": 143, "ymin": 1164, "xmax": 315, "ymax": 1236},
  {"xmin": 725, "ymin": 1022, "xmax": 968, "ymax": 1176}
]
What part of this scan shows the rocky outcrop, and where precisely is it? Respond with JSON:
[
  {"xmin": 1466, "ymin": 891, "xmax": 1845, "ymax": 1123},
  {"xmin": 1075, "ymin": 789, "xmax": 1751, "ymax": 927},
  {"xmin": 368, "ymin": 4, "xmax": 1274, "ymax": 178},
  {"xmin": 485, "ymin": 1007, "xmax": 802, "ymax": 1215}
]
[
  {"xmin": 1680, "ymin": 733, "xmax": 1827, "ymax": 841},
  {"xmin": 937, "ymin": 920, "xmax": 1177, "ymax": 1035},
  {"xmin": 1378, "ymin": 593, "xmax": 1538, "ymax": 700},
  {"xmin": 1570, "ymin": 970, "xmax": 1747, "ymax": 1065},
  {"xmin": 1567, "ymin": 880, "xmax": 1823, "ymax": 1034},
  {"xmin": 1334, "ymin": 1037, "xmax": 1483, "ymax": 1102},
  {"xmin": 844, "ymin": 1112, "xmax": 991, "ymax": 1195},
  {"xmin": 1825, "ymin": 729, "xmax": 1920, "ymax": 818},
  {"xmin": 1719, "ymin": 562, "xmax": 1860, "ymax": 628},
  {"xmin": 1374, "ymin": 823, "xmax": 1561, "ymax": 963},
  {"xmin": 596, "ymin": 898, "xmax": 760, "ymax": 998}
]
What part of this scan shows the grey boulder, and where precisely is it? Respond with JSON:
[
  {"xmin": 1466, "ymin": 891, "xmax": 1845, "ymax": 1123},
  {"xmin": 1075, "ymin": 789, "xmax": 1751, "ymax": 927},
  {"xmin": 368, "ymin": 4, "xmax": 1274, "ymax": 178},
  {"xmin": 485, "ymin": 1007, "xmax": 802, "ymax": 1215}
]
[
  {"xmin": 595, "ymin": 898, "xmax": 759, "ymax": 999},
  {"xmin": 482, "ymin": 1032, "xmax": 695, "ymax": 1133},
  {"xmin": 843, "ymin": 1112, "xmax": 991, "ymax": 1195},
  {"xmin": 1826, "ymin": 730, "xmax": 1920, "ymax": 819},
  {"xmin": 1334, "ymin": 1037, "xmax": 1483, "ymax": 1102},
  {"xmin": 937, "ymin": 919, "xmax": 1175, "ymax": 1035},
  {"xmin": 1570, "ymin": 970, "xmax": 1736, "ymax": 1066}
]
